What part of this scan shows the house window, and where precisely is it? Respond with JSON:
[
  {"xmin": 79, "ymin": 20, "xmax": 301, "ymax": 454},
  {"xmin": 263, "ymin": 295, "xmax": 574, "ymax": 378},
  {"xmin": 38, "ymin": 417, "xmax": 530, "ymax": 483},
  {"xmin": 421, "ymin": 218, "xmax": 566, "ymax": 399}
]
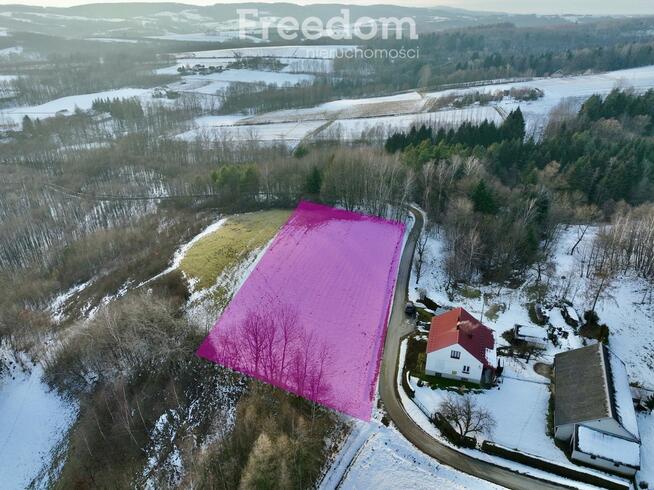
[
  {"xmin": 450, "ymin": 350, "xmax": 461, "ymax": 359},
  {"xmin": 462, "ymin": 365, "xmax": 470, "ymax": 374}
]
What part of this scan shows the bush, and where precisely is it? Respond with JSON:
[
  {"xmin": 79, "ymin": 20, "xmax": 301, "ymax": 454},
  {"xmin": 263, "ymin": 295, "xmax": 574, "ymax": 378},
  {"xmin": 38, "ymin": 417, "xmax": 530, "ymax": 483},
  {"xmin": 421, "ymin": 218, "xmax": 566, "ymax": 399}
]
[
  {"xmin": 188, "ymin": 383, "xmax": 337, "ymax": 489},
  {"xmin": 45, "ymin": 292, "xmax": 193, "ymax": 394},
  {"xmin": 48, "ymin": 290, "xmax": 248, "ymax": 488},
  {"xmin": 148, "ymin": 270, "xmax": 190, "ymax": 305}
]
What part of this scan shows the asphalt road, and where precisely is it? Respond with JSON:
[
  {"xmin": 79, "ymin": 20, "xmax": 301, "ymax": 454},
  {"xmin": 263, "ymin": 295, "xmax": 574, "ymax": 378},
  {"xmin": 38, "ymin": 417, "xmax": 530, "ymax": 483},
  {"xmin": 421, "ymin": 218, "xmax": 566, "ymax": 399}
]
[{"xmin": 378, "ymin": 206, "xmax": 567, "ymax": 490}]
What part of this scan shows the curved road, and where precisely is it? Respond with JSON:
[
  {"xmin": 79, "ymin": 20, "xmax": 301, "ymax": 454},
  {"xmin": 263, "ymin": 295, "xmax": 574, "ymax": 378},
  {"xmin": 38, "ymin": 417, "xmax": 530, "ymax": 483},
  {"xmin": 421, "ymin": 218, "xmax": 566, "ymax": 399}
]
[{"xmin": 379, "ymin": 207, "xmax": 566, "ymax": 490}]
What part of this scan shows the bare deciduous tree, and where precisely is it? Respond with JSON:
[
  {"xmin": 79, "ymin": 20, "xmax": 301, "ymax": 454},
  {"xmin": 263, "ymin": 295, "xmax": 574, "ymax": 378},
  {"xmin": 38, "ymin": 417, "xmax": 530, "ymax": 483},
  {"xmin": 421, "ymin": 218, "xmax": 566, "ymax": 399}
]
[
  {"xmin": 568, "ymin": 204, "xmax": 601, "ymax": 256},
  {"xmin": 438, "ymin": 394, "xmax": 496, "ymax": 438},
  {"xmin": 413, "ymin": 227, "xmax": 431, "ymax": 285}
]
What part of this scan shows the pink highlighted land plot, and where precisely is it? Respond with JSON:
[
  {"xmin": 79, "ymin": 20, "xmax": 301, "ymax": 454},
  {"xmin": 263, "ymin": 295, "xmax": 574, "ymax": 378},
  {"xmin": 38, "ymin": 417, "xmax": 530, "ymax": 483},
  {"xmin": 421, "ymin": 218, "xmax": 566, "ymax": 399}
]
[{"xmin": 197, "ymin": 201, "xmax": 405, "ymax": 420}]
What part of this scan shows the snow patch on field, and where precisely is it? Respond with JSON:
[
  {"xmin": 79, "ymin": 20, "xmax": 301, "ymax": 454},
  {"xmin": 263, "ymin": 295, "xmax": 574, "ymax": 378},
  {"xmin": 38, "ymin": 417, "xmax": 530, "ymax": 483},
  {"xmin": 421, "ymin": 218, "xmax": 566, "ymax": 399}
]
[
  {"xmin": 181, "ymin": 45, "xmax": 356, "ymax": 60},
  {"xmin": 337, "ymin": 423, "xmax": 502, "ymax": 489},
  {"xmin": 86, "ymin": 37, "xmax": 138, "ymax": 44},
  {"xmin": 0, "ymin": 352, "xmax": 77, "ymax": 489},
  {"xmin": 48, "ymin": 278, "xmax": 95, "ymax": 324},
  {"xmin": 0, "ymin": 46, "xmax": 22, "ymax": 57},
  {"xmin": 182, "ymin": 69, "xmax": 314, "ymax": 87},
  {"xmin": 0, "ymin": 87, "xmax": 154, "ymax": 127},
  {"xmin": 423, "ymin": 64, "xmax": 654, "ymax": 137},
  {"xmin": 178, "ymin": 119, "xmax": 326, "ymax": 147},
  {"xmin": 142, "ymin": 217, "xmax": 227, "ymax": 287},
  {"xmin": 318, "ymin": 107, "xmax": 502, "ymax": 141},
  {"xmin": 147, "ymin": 32, "xmax": 263, "ymax": 43}
]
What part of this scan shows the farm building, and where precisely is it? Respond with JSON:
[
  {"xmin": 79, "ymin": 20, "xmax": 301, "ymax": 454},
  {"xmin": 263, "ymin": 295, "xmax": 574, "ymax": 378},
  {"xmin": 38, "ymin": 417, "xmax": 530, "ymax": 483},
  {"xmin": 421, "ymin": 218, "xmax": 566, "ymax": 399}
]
[
  {"xmin": 425, "ymin": 307, "xmax": 495, "ymax": 384},
  {"xmin": 553, "ymin": 343, "xmax": 640, "ymax": 475},
  {"xmin": 571, "ymin": 425, "xmax": 640, "ymax": 477}
]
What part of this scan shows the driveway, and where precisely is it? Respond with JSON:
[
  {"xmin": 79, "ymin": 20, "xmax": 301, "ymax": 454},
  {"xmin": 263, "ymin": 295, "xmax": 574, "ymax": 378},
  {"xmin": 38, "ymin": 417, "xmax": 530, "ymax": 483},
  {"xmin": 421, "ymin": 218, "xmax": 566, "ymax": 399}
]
[{"xmin": 378, "ymin": 206, "xmax": 566, "ymax": 490}]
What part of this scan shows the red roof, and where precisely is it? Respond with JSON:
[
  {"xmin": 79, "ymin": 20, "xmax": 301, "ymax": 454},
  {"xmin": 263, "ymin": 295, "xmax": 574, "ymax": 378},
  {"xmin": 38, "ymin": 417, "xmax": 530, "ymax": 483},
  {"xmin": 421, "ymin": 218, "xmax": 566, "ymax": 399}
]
[{"xmin": 427, "ymin": 307, "xmax": 495, "ymax": 367}]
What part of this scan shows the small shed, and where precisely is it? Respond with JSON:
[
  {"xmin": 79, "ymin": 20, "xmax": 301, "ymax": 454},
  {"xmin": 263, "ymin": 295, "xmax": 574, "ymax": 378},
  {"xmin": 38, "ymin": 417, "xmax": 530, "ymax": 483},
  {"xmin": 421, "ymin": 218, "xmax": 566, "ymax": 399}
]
[{"xmin": 513, "ymin": 324, "xmax": 548, "ymax": 348}]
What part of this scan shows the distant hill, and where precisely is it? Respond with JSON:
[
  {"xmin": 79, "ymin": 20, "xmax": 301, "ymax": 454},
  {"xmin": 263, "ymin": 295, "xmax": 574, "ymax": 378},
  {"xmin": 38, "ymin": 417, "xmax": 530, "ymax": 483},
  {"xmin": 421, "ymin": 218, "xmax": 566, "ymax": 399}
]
[{"xmin": 0, "ymin": 2, "xmax": 625, "ymax": 41}]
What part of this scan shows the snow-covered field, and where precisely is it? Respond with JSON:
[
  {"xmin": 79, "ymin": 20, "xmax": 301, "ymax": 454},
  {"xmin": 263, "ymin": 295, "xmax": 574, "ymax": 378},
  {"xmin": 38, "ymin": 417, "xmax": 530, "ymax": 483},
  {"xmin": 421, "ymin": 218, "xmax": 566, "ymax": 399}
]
[
  {"xmin": 172, "ymin": 64, "xmax": 654, "ymax": 145},
  {"xmin": 178, "ymin": 119, "xmax": 326, "ymax": 147},
  {"xmin": 244, "ymin": 91, "xmax": 427, "ymax": 125},
  {"xmin": 335, "ymin": 423, "xmax": 503, "ymax": 490},
  {"xmin": 86, "ymin": 37, "xmax": 138, "ymax": 44},
  {"xmin": 0, "ymin": 87, "xmax": 155, "ymax": 127},
  {"xmin": 181, "ymin": 69, "xmax": 313, "ymax": 87},
  {"xmin": 181, "ymin": 45, "xmax": 356, "ymax": 60},
  {"xmin": 0, "ymin": 46, "xmax": 22, "ymax": 57},
  {"xmin": 222, "ymin": 64, "xmax": 654, "ymax": 144},
  {"xmin": 179, "ymin": 91, "xmax": 501, "ymax": 145},
  {"xmin": 422, "ymin": 65, "xmax": 654, "ymax": 137},
  {"xmin": 0, "ymin": 352, "xmax": 78, "ymax": 489},
  {"xmin": 147, "ymin": 32, "xmax": 262, "ymax": 43},
  {"xmin": 158, "ymin": 45, "xmax": 356, "ymax": 76},
  {"xmin": 318, "ymin": 107, "xmax": 503, "ymax": 141}
]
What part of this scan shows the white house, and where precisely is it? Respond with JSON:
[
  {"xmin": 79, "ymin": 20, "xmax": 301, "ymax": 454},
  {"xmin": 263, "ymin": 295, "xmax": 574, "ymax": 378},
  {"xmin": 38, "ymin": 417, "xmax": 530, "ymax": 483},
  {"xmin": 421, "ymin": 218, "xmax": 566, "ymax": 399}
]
[
  {"xmin": 554, "ymin": 343, "xmax": 641, "ymax": 475},
  {"xmin": 425, "ymin": 307, "xmax": 495, "ymax": 384}
]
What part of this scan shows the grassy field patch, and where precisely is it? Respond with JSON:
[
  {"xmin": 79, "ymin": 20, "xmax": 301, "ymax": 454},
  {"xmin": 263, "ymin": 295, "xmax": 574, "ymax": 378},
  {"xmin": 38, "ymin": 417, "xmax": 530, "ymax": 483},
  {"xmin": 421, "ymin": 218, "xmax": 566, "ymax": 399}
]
[
  {"xmin": 180, "ymin": 210, "xmax": 291, "ymax": 290},
  {"xmin": 484, "ymin": 303, "xmax": 505, "ymax": 321},
  {"xmin": 456, "ymin": 285, "xmax": 482, "ymax": 299}
]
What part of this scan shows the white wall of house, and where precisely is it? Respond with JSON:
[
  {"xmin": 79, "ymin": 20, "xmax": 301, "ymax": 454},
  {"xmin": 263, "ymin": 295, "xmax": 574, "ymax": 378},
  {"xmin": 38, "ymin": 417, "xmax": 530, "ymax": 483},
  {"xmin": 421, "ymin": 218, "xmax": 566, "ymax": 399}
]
[
  {"xmin": 425, "ymin": 344, "xmax": 484, "ymax": 383},
  {"xmin": 571, "ymin": 448, "xmax": 638, "ymax": 477},
  {"xmin": 555, "ymin": 417, "xmax": 638, "ymax": 442}
]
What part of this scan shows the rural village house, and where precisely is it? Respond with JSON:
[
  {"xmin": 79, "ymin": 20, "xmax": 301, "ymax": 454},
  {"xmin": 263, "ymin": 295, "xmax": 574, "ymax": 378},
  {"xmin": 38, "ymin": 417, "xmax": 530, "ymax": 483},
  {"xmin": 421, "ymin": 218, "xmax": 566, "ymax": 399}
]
[
  {"xmin": 425, "ymin": 307, "xmax": 496, "ymax": 384},
  {"xmin": 554, "ymin": 343, "xmax": 641, "ymax": 476}
]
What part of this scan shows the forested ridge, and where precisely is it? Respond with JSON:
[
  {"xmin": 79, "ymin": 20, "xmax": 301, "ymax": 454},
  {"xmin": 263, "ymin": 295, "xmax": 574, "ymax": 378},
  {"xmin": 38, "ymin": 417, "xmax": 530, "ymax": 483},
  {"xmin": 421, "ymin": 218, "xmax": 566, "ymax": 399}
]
[{"xmin": 381, "ymin": 89, "xmax": 654, "ymax": 283}]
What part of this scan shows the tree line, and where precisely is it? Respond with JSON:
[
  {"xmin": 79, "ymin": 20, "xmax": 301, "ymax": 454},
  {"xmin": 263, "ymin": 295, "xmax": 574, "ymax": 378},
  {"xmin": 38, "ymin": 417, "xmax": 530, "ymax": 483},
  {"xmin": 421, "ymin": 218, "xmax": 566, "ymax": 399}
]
[{"xmin": 384, "ymin": 89, "xmax": 654, "ymax": 283}]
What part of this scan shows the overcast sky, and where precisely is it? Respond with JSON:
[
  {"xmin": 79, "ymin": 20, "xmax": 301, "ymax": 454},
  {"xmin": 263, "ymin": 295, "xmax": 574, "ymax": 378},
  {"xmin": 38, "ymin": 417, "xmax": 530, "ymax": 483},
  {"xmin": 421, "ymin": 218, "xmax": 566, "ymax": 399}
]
[{"xmin": 4, "ymin": 0, "xmax": 654, "ymax": 16}]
